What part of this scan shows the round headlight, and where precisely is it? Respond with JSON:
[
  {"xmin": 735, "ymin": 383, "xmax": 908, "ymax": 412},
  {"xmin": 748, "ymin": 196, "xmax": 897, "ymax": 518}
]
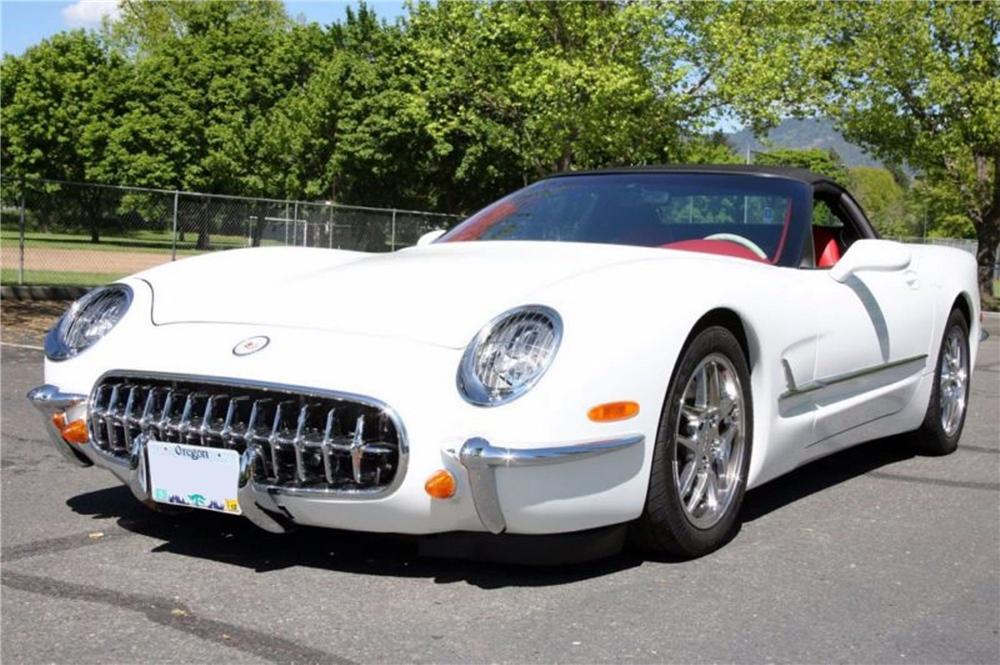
[
  {"xmin": 458, "ymin": 305, "xmax": 562, "ymax": 406},
  {"xmin": 45, "ymin": 284, "xmax": 133, "ymax": 361}
]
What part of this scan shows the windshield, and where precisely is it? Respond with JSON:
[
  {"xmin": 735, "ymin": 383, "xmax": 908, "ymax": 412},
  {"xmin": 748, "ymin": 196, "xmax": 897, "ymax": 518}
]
[{"xmin": 439, "ymin": 173, "xmax": 810, "ymax": 265}]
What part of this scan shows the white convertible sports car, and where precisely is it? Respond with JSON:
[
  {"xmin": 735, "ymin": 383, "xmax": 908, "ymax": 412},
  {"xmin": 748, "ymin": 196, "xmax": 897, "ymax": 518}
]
[{"xmin": 29, "ymin": 166, "xmax": 980, "ymax": 561}]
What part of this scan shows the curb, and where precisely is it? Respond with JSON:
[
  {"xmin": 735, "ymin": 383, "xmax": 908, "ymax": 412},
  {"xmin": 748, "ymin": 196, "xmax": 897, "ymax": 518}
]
[{"xmin": 1, "ymin": 285, "xmax": 91, "ymax": 301}]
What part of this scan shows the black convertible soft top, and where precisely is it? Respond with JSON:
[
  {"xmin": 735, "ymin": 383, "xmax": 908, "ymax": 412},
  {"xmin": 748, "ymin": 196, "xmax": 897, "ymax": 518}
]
[{"xmin": 545, "ymin": 164, "xmax": 840, "ymax": 188}]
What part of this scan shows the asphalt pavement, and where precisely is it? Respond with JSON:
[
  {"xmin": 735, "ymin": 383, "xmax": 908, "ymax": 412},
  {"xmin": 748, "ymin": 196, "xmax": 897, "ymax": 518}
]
[{"xmin": 2, "ymin": 321, "xmax": 998, "ymax": 664}]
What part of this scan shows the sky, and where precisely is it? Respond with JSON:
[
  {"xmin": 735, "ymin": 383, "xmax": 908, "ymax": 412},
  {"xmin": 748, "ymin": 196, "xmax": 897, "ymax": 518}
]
[{"xmin": 0, "ymin": 0, "xmax": 407, "ymax": 56}]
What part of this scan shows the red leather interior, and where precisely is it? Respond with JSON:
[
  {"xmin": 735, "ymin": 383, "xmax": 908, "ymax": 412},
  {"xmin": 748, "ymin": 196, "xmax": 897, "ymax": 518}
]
[
  {"xmin": 813, "ymin": 227, "xmax": 842, "ymax": 268},
  {"xmin": 660, "ymin": 239, "xmax": 766, "ymax": 262}
]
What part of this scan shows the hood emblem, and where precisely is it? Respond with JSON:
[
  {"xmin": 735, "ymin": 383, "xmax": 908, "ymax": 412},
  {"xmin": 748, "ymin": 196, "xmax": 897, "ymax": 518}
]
[{"xmin": 232, "ymin": 336, "xmax": 270, "ymax": 356}]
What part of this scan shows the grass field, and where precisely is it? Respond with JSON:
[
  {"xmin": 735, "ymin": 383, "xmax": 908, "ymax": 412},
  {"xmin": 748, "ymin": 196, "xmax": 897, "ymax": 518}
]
[
  {"xmin": 0, "ymin": 229, "xmax": 248, "ymax": 255},
  {"xmin": 1, "ymin": 268, "xmax": 120, "ymax": 286}
]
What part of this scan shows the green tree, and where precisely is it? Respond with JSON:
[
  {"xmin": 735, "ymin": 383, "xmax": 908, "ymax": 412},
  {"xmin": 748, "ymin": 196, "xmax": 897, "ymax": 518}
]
[
  {"xmin": 821, "ymin": 1, "xmax": 999, "ymax": 301},
  {"xmin": 0, "ymin": 31, "xmax": 127, "ymax": 241},
  {"xmin": 846, "ymin": 166, "xmax": 916, "ymax": 237},
  {"xmin": 753, "ymin": 147, "xmax": 849, "ymax": 183},
  {"xmin": 100, "ymin": 0, "xmax": 307, "ymax": 247}
]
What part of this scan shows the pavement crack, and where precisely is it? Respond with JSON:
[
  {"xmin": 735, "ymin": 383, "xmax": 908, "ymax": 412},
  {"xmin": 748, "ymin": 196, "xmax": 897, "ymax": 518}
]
[
  {"xmin": 959, "ymin": 444, "xmax": 1000, "ymax": 454},
  {"xmin": 867, "ymin": 471, "xmax": 999, "ymax": 491},
  {"xmin": 0, "ymin": 527, "xmax": 133, "ymax": 563},
  {"xmin": 1, "ymin": 571, "xmax": 355, "ymax": 665}
]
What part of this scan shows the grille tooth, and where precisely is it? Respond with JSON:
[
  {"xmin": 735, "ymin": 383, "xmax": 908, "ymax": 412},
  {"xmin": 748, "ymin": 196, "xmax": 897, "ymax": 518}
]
[
  {"xmin": 321, "ymin": 408, "xmax": 338, "ymax": 484},
  {"xmin": 88, "ymin": 377, "xmax": 402, "ymax": 493}
]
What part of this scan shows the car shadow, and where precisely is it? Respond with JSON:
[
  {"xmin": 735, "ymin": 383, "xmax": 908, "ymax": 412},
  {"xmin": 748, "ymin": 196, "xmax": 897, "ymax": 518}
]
[
  {"xmin": 67, "ymin": 434, "xmax": 918, "ymax": 586},
  {"xmin": 740, "ymin": 433, "xmax": 916, "ymax": 522},
  {"xmin": 67, "ymin": 486, "xmax": 646, "ymax": 588}
]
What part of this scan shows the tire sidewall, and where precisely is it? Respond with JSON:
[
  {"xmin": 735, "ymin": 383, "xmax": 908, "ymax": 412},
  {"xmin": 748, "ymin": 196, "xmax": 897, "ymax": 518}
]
[
  {"xmin": 649, "ymin": 326, "xmax": 754, "ymax": 555},
  {"xmin": 921, "ymin": 311, "xmax": 970, "ymax": 453}
]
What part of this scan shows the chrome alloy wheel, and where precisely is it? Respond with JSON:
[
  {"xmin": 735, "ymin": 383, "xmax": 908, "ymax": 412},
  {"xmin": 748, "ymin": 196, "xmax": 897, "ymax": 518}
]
[
  {"xmin": 673, "ymin": 353, "xmax": 747, "ymax": 529},
  {"xmin": 939, "ymin": 327, "xmax": 968, "ymax": 437}
]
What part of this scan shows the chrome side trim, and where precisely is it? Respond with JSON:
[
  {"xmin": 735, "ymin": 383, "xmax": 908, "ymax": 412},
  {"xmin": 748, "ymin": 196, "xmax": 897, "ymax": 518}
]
[
  {"xmin": 457, "ymin": 433, "xmax": 644, "ymax": 534},
  {"xmin": 26, "ymin": 384, "xmax": 92, "ymax": 467},
  {"xmin": 781, "ymin": 353, "xmax": 928, "ymax": 399},
  {"xmin": 86, "ymin": 369, "xmax": 409, "ymax": 500}
]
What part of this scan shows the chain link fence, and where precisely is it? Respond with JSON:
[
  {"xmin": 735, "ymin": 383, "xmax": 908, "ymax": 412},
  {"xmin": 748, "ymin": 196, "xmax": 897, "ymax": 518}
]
[{"xmin": 0, "ymin": 179, "xmax": 463, "ymax": 287}]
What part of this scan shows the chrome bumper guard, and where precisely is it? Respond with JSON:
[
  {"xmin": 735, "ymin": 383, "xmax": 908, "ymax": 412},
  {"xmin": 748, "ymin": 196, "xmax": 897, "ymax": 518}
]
[
  {"xmin": 26, "ymin": 384, "xmax": 92, "ymax": 467},
  {"xmin": 457, "ymin": 434, "xmax": 644, "ymax": 534}
]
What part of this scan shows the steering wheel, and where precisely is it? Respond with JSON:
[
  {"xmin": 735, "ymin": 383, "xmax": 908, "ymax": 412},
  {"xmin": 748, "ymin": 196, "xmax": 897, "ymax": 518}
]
[{"xmin": 704, "ymin": 233, "xmax": 768, "ymax": 260}]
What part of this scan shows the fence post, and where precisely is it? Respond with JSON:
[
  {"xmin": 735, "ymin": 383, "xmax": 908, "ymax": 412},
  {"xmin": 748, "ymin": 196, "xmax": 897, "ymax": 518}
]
[
  {"xmin": 293, "ymin": 201, "xmax": 300, "ymax": 247},
  {"xmin": 390, "ymin": 209, "xmax": 397, "ymax": 251},
  {"xmin": 18, "ymin": 177, "xmax": 26, "ymax": 285},
  {"xmin": 171, "ymin": 191, "xmax": 179, "ymax": 261}
]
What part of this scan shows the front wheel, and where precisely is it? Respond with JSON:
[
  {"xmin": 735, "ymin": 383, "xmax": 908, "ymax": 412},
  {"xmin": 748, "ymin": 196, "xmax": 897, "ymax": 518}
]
[
  {"xmin": 912, "ymin": 309, "xmax": 970, "ymax": 455},
  {"xmin": 632, "ymin": 326, "xmax": 753, "ymax": 558}
]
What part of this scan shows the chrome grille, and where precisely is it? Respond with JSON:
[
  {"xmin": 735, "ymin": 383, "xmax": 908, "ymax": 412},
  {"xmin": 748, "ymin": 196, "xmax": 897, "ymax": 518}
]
[{"xmin": 88, "ymin": 375, "xmax": 404, "ymax": 492}]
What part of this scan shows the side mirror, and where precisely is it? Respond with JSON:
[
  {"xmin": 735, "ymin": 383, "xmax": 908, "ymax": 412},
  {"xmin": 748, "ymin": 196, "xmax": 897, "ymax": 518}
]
[
  {"xmin": 416, "ymin": 229, "xmax": 446, "ymax": 246},
  {"xmin": 829, "ymin": 239, "xmax": 911, "ymax": 283}
]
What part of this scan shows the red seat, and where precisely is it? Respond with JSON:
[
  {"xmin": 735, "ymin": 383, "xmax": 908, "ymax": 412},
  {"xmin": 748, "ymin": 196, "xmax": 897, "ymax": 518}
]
[{"xmin": 813, "ymin": 227, "xmax": 842, "ymax": 268}]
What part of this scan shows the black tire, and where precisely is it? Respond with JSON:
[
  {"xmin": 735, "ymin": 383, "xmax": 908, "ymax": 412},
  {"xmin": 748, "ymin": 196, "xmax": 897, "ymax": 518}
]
[
  {"xmin": 631, "ymin": 325, "xmax": 753, "ymax": 558},
  {"xmin": 912, "ymin": 309, "xmax": 970, "ymax": 455}
]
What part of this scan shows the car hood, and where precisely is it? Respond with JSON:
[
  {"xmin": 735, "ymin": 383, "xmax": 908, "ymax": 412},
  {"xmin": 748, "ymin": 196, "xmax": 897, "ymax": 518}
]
[{"xmin": 138, "ymin": 241, "xmax": 667, "ymax": 349}]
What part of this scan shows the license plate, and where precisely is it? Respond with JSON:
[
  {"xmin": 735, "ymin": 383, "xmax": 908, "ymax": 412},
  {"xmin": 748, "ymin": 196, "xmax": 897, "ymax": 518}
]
[{"xmin": 147, "ymin": 441, "xmax": 241, "ymax": 515}]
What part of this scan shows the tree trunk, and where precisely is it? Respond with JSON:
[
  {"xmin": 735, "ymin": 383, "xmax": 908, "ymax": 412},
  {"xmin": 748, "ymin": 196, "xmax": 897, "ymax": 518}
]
[
  {"xmin": 251, "ymin": 203, "xmax": 266, "ymax": 247},
  {"xmin": 85, "ymin": 192, "xmax": 101, "ymax": 243},
  {"xmin": 973, "ymin": 153, "xmax": 1000, "ymax": 306},
  {"xmin": 976, "ymin": 209, "xmax": 999, "ymax": 306},
  {"xmin": 196, "ymin": 228, "xmax": 210, "ymax": 250}
]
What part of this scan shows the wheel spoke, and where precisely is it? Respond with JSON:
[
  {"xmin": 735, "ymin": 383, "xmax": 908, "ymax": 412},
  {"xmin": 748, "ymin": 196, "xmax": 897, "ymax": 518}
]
[
  {"xmin": 681, "ymin": 404, "xmax": 705, "ymax": 427},
  {"xmin": 705, "ymin": 471, "xmax": 720, "ymax": 511},
  {"xmin": 707, "ymin": 362, "xmax": 722, "ymax": 408},
  {"xmin": 695, "ymin": 366, "xmax": 709, "ymax": 408},
  {"xmin": 678, "ymin": 460, "xmax": 697, "ymax": 497},
  {"xmin": 677, "ymin": 433, "xmax": 700, "ymax": 453},
  {"xmin": 686, "ymin": 471, "xmax": 708, "ymax": 513},
  {"xmin": 717, "ymin": 427, "xmax": 735, "ymax": 469}
]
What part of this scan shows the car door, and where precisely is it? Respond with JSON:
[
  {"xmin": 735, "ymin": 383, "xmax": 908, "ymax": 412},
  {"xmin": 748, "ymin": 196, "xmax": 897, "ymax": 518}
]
[{"xmin": 792, "ymin": 190, "xmax": 934, "ymax": 445}]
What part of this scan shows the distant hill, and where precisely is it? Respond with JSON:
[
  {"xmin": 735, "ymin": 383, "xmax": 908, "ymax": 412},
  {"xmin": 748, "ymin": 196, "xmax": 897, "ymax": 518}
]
[{"xmin": 726, "ymin": 118, "xmax": 882, "ymax": 168}]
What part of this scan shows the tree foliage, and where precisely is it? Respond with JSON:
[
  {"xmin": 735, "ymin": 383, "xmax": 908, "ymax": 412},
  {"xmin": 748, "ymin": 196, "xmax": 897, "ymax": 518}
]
[{"xmin": 1, "ymin": 0, "xmax": 996, "ymax": 298}]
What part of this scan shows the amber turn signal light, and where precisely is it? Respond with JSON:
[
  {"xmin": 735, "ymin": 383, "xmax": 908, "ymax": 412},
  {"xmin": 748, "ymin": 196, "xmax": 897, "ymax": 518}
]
[
  {"xmin": 588, "ymin": 401, "xmax": 640, "ymax": 422},
  {"xmin": 52, "ymin": 413, "xmax": 89, "ymax": 445},
  {"xmin": 424, "ymin": 469, "xmax": 457, "ymax": 499}
]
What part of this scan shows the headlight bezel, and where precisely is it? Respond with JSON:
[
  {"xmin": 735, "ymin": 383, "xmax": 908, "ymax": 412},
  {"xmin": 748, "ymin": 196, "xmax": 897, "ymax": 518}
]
[
  {"xmin": 45, "ymin": 284, "xmax": 133, "ymax": 361},
  {"xmin": 457, "ymin": 304, "xmax": 563, "ymax": 407}
]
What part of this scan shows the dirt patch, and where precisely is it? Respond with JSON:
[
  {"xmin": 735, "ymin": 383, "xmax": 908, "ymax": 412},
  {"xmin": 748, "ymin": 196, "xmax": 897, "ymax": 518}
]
[
  {"xmin": 1, "ymin": 300, "xmax": 70, "ymax": 346},
  {"xmin": 1, "ymin": 246, "xmax": 171, "ymax": 275}
]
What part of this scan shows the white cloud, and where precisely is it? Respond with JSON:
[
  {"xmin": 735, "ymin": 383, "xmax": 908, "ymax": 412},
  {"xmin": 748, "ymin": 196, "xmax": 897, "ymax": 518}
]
[{"xmin": 61, "ymin": 0, "xmax": 121, "ymax": 29}]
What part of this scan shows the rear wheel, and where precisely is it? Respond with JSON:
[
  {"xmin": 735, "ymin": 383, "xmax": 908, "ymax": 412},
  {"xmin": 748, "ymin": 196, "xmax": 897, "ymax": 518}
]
[
  {"xmin": 632, "ymin": 326, "xmax": 753, "ymax": 558},
  {"xmin": 912, "ymin": 309, "xmax": 970, "ymax": 455}
]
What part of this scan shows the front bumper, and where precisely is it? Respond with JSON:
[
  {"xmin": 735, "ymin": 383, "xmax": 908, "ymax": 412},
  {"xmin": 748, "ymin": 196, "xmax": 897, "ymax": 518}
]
[{"xmin": 28, "ymin": 382, "xmax": 644, "ymax": 536}]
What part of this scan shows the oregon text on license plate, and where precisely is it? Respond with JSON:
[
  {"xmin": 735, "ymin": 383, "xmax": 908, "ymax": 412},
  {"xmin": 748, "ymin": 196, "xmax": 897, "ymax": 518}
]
[{"xmin": 147, "ymin": 441, "xmax": 241, "ymax": 514}]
